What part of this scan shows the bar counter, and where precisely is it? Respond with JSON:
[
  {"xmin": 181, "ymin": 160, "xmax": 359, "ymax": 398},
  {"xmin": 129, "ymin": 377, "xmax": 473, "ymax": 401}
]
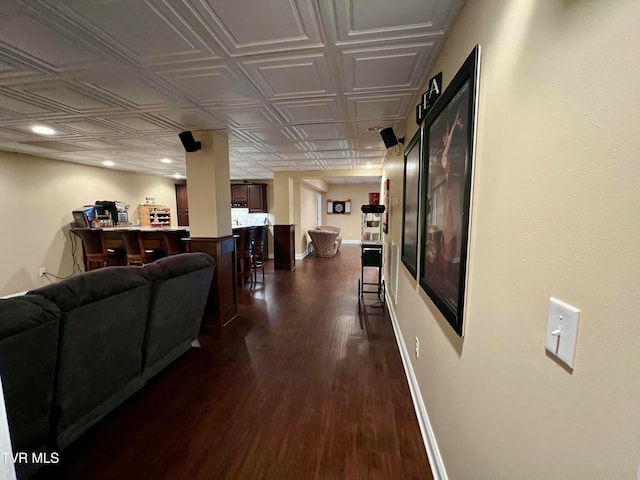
[{"xmin": 72, "ymin": 227, "xmax": 189, "ymax": 258}]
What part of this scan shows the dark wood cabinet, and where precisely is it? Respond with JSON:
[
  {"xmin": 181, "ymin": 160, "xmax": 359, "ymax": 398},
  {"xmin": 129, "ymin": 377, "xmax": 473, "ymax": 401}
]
[
  {"xmin": 231, "ymin": 183, "xmax": 267, "ymax": 212},
  {"xmin": 247, "ymin": 184, "xmax": 267, "ymax": 213},
  {"xmin": 274, "ymin": 224, "xmax": 295, "ymax": 271},
  {"xmin": 175, "ymin": 184, "xmax": 189, "ymax": 226},
  {"xmin": 231, "ymin": 184, "xmax": 248, "ymax": 207}
]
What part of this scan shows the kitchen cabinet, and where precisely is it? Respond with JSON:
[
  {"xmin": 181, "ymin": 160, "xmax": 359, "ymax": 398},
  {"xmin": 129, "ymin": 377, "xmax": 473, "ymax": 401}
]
[
  {"xmin": 231, "ymin": 183, "xmax": 267, "ymax": 212},
  {"xmin": 247, "ymin": 184, "xmax": 267, "ymax": 213},
  {"xmin": 231, "ymin": 184, "xmax": 248, "ymax": 207}
]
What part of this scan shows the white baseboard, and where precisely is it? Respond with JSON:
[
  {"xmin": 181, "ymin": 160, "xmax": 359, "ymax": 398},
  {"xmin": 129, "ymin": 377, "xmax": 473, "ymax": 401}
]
[
  {"xmin": 384, "ymin": 291, "xmax": 448, "ymax": 480},
  {"xmin": 341, "ymin": 239, "xmax": 360, "ymax": 245},
  {"xmin": 295, "ymin": 250, "xmax": 310, "ymax": 260}
]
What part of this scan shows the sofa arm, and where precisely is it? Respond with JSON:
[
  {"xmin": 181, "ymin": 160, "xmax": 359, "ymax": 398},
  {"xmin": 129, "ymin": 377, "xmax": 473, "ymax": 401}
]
[{"xmin": 0, "ymin": 295, "xmax": 60, "ymax": 477}]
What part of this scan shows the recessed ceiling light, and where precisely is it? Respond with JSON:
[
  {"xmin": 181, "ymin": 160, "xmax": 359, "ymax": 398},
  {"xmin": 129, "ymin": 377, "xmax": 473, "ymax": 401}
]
[
  {"xmin": 367, "ymin": 126, "xmax": 383, "ymax": 133},
  {"xmin": 173, "ymin": 173, "xmax": 183, "ymax": 179},
  {"xmin": 161, "ymin": 158, "xmax": 173, "ymax": 164},
  {"xmin": 102, "ymin": 160, "xmax": 115, "ymax": 167},
  {"xmin": 31, "ymin": 125, "xmax": 56, "ymax": 135}
]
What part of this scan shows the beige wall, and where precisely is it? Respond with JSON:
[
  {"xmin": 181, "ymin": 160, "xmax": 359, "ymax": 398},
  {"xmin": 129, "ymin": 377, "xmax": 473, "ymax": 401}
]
[
  {"xmin": 323, "ymin": 183, "xmax": 381, "ymax": 242},
  {"xmin": 383, "ymin": 0, "xmax": 640, "ymax": 478},
  {"xmin": 299, "ymin": 185, "xmax": 318, "ymax": 254},
  {"xmin": 0, "ymin": 152, "xmax": 178, "ymax": 296}
]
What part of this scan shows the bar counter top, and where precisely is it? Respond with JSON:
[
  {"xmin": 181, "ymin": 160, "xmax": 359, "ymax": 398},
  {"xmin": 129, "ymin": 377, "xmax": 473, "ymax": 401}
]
[{"xmin": 97, "ymin": 226, "xmax": 189, "ymax": 232}]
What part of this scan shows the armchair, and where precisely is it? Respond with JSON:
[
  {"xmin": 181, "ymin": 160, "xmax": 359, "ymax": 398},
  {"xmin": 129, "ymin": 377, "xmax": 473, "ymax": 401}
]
[
  {"xmin": 316, "ymin": 226, "xmax": 342, "ymax": 249},
  {"xmin": 307, "ymin": 229, "xmax": 340, "ymax": 258}
]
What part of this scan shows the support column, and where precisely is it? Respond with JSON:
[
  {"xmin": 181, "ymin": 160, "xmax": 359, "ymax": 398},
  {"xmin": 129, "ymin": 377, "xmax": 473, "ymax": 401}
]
[
  {"xmin": 185, "ymin": 131, "xmax": 232, "ymax": 238},
  {"xmin": 272, "ymin": 172, "xmax": 294, "ymax": 225},
  {"xmin": 184, "ymin": 130, "xmax": 237, "ymax": 327}
]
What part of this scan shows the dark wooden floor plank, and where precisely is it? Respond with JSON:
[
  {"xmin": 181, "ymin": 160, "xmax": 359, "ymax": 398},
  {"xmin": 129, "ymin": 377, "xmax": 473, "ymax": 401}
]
[{"xmin": 33, "ymin": 245, "xmax": 431, "ymax": 480}]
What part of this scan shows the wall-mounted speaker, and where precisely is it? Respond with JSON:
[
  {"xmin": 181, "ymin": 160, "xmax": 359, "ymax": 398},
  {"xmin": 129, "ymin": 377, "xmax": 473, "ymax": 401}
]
[
  {"xmin": 380, "ymin": 127, "xmax": 404, "ymax": 149},
  {"xmin": 179, "ymin": 131, "xmax": 202, "ymax": 152}
]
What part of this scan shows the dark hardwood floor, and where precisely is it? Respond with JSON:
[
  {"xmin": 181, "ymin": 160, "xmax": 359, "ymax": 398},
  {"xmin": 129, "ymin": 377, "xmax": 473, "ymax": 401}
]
[{"xmin": 33, "ymin": 245, "xmax": 432, "ymax": 480}]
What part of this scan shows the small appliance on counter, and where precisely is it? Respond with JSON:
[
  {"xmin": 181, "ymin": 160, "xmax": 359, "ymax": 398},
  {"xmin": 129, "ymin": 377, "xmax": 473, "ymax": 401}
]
[
  {"xmin": 95, "ymin": 200, "xmax": 129, "ymax": 226},
  {"xmin": 115, "ymin": 201, "xmax": 129, "ymax": 224},
  {"xmin": 72, "ymin": 205, "xmax": 98, "ymax": 228}
]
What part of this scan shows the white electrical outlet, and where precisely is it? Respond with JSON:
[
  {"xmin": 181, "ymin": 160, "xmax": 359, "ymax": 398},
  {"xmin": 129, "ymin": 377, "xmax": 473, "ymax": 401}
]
[
  {"xmin": 415, "ymin": 337, "xmax": 420, "ymax": 358},
  {"xmin": 39, "ymin": 267, "xmax": 47, "ymax": 277}
]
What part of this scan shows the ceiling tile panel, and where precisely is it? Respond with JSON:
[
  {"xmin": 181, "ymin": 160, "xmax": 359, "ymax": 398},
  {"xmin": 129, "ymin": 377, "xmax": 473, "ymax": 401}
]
[
  {"xmin": 273, "ymin": 98, "xmax": 340, "ymax": 123},
  {"xmin": 350, "ymin": 120, "xmax": 404, "ymax": 138},
  {"xmin": 59, "ymin": 120, "xmax": 117, "ymax": 134},
  {"xmin": 102, "ymin": 115, "xmax": 167, "ymax": 132},
  {"xmin": 55, "ymin": 0, "xmax": 211, "ymax": 65},
  {"xmin": 322, "ymin": 0, "xmax": 463, "ymax": 45},
  {"xmin": 17, "ymin": 140, "xmax": 86, "ymax": 152},
  {"xmin": 257, "ymin": 160, "xmax": 291, "ymax": 167},
  {"xmin": 0, "ymin": 14, "xmax": 99, "ymax": 68},
  {"xmin": 347, "ymin": 94, "xmax": 413, "ymax": 119},
  {"xmin": 0, "ymin": 93, "xmax": 52, "ymax": 115},
  {"xmin": 153, "ymin": 109, "xmax": 224, "ymax": 130},
  {"xmin": 277, "ymin": 152, "xmax": 314, "ymax": 161},
  {"xmin": 294, "ymin": 123, "xmax": 347, "ymax": 140},
  {"xmin": 116, "ymin": 138, "xmax": 168, "ymax": 148},
  {"xmin": 342, "ymin": 44, "xmax": 436, "ymax": 93},
  {"xmin": 13, "ymin": 85, "xmax": 113, "ymax": 112},
  {"xmin": 241, "ymin": 54, "xmax": 334, "ymax": 100},
  {"xmin": 238, "ymin": 153, "xmax": 283, "ymax": 162},
  {"xmin": 245, "ymin": 127, "xmax": 298, "ymax": 143},
  {"xmin": 85, "ymin": 76, "xmax": 184, "ymax": 108},
  {"xmin": 304, "ymin": 139, "xmax": 350, "ymax": 151},
  {"xmin": 230, "ymin": 145, "xmax": 271, "ymax": 155},
  {"xmin": 189, "ymin": 0, "xmax": 322, "ymax": 56},
  {"xmin": 208, "ymin": 105, "xmax": 282, "ymax": 128},
  {"xmin": 0, "ymin": 57, "xmax": 21, "ymax": 75},
  {"xmin": 161, "ymin": 65, "xmax": 260, "ymax": 104},
  {"xmin": 314, "ymin": 150, "xmax": 349, "ymax": 159}
]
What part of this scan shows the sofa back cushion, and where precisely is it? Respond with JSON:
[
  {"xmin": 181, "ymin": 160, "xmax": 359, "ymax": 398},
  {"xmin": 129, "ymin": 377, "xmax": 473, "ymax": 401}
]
[
  {"xmin": 142, "ymin": 253, "xmax": 215, "ymax": 380},
  {"xmin": 29, "ymin": 267, "xmax": 152, "ymax": 448},
  {"xmin": 0, "ymin": 295, "xmax": 59, "ymax": 459}
]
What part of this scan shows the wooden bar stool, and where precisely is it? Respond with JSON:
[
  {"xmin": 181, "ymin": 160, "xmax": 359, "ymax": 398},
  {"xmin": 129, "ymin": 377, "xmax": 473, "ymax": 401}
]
[
  {"xmin": 252, "ymin": 226, "xmax": 268, "ymax": 282},
  {"xmin": 160, "ymin": 230, "xmax": 187, "ymax": 256},
  {"xmin": 119, "ymin": 230, "xmax": 160, "ymax": 265},
  {"xmin": 235, "ymin": 228, "xmax": 256, "ymax": 286},
  {"xmin": 71, "ymin": 228, "xmax": 124, "ymax": 271}
]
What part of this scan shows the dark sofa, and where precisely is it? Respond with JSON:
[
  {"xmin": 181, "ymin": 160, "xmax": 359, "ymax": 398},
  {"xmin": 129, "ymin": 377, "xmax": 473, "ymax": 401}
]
[
  {"xmin": 0, "ymin": 252, "xmax": 215, "ymax": 478},
  {"xmin": 0, "ymin": 295, "xmax": 60, "ymax": 479}
]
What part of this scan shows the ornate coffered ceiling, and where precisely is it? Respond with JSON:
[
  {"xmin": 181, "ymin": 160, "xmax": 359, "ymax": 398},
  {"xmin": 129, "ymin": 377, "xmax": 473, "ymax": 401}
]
[{"xmin": 0, "ymin": 0, "xmax": 464, "ymax": 180}]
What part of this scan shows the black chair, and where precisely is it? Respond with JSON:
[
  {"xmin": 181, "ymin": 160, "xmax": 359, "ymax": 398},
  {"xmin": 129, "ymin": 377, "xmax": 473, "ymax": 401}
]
[{"xmin": 71, "ymin": 228, "xmax": 124, "ymax": 270}]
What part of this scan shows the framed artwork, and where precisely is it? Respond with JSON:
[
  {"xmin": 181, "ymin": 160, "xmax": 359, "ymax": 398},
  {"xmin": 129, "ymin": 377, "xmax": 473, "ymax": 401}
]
[
  {"xmin": 419, "ymin": 45, "xmax": 481, "ymax": 336},
  {"xmin": 401, "ymin": 128, "xmax": 422, "ymax": 279}
]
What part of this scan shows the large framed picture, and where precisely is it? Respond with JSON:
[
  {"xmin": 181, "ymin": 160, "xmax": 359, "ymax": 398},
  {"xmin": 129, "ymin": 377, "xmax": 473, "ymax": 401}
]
[
  {"xmin": 419, "ymin": 45, "xmax": 481, "ymax": 336},
  {"xmin": 401, "ymin": 128, "xmax": 422, "ymax": 278}
]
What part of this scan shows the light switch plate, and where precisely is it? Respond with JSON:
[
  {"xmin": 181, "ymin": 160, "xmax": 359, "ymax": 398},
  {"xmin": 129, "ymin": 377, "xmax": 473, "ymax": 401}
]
[{"xmin": 545, "ymin": 297, "xmax": 580, "ymax": 369}]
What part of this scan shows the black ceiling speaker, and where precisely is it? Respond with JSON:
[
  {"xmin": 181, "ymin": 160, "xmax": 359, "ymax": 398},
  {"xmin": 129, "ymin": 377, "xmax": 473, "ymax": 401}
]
[
  {"xmin": 380, "ymin": 127, "xmax": 404, "ymax": 149},
  {"xmin": 179, "ymin": 131, "xmax": 202, "ymax": 152}
]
